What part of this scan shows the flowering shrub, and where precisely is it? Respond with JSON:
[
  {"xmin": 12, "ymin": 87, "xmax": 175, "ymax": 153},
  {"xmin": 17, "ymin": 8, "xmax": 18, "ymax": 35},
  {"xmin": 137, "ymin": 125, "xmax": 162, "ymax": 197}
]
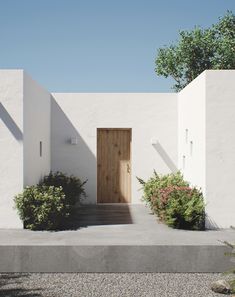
[
  {"xmin": 137, "ymin": 171, "xmax": 188, "ymax": 206},
  {"xmin": 152, "ymin": 186, "xmax": 205, "ymax": 230},
  {"xmin": 137, "ymin": 172, "xmax": 205, "ymax": 230}
]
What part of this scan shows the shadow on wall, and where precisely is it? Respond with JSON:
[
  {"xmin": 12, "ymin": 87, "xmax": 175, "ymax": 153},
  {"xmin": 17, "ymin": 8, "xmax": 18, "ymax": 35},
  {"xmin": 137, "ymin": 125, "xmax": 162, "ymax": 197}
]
[
  {"xmin": 0, "ymin": 102, "xmax": 23, "ymax": 142},
  {"xmin": 206, "ymin": 215, "xmax": 220, "ymax": 230},
  {"xmin": 152, "ymin": 141, "xmax": 178, "ymax": 173},
  {"xmin": 51, "ymin": 96, "xmax": 96, "ymax": 203}
]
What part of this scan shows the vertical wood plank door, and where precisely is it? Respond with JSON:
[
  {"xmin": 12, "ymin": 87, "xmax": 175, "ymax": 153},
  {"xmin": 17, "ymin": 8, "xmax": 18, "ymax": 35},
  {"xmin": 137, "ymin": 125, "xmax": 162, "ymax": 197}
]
[{"xmin": 97, "ymin": 128, "xmax": 131, "ymax": 203}]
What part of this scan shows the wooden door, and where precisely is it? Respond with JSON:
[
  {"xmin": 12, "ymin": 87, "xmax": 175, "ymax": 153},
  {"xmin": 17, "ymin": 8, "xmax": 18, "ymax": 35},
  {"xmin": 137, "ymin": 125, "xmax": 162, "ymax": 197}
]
[{"xmin": 97, "ymin": 128, "xmax": 131, "ymax": 203}]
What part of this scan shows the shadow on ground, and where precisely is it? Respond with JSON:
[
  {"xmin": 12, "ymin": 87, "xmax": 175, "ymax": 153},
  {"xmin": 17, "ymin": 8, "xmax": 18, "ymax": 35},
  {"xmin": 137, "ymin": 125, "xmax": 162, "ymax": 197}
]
[
  {"xmin": 0, "ymin": 273, "xmax": 42, "ymax": 297},
  {"xmin": 64, "ymin": 204, "xmax": 133, "ymax": 230}
]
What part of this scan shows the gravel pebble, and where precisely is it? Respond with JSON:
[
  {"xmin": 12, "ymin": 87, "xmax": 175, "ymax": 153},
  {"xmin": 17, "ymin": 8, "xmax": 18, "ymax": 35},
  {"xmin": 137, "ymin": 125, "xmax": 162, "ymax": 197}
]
[{"xmin": 0, "ymin": 273, "xmax": 233, "ymax": 297}]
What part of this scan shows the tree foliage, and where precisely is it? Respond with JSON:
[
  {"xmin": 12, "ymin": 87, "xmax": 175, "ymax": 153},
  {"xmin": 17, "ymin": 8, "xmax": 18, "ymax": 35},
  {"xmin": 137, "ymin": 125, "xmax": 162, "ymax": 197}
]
[{"xmin": 155, "ymin": 11, "xmax": 235, "ymax": 91}]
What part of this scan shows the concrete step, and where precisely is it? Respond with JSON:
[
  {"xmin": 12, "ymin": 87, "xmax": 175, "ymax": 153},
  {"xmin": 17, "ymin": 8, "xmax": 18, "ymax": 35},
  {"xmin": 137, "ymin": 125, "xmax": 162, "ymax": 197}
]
[
  {"xmin": 0, "ymin": 205, "xmax": 234, "ymax": 273},
  {"xmin": 0, "ymin": 244, "xmax": 234, "ymax": 273}
]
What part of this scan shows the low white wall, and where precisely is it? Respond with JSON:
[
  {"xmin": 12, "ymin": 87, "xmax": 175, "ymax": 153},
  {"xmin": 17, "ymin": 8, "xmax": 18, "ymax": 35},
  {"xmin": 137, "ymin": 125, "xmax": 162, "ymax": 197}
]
[
  {"xmin": 0, "ymin": 70, "xmax": 23, "ymax": 228},
  {"xmin": 23, "ymin": 72, "xmax": 51, "ymax": 186},
  {"xmin": 51, "ymin": 93, "xmax": 178, "ymax": 204},
  {"xmin": 206, "ymin": 70, "xmax": 235, "ymax": 228}
]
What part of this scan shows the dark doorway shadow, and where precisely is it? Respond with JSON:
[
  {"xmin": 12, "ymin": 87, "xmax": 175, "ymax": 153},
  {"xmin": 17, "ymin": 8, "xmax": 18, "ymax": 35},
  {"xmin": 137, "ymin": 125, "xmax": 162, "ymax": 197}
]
[
  {"xmin": 50, "ymin": 97, "xmax": 134, "ymax": 230},
  {"xmin": 65, "ymin": 204, "xmax": 133, "ymax": 229},
  {"xmin": 50, "ymin": 96, "xmax": 97, "ymax": 204}
]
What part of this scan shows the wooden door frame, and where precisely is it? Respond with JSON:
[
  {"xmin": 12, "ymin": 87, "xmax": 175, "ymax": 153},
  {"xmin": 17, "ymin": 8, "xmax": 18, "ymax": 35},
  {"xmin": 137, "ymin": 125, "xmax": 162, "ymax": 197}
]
[{"xmin": 96, "ymin": 128, "xmax": 132, "ymax": 204}]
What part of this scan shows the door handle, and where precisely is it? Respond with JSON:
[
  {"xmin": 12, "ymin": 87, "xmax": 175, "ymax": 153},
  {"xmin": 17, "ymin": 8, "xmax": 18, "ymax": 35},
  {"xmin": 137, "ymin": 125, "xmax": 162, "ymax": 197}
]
[{"xmin": 127, "ymin": 163, "xmax": 131, "ymax": 173}]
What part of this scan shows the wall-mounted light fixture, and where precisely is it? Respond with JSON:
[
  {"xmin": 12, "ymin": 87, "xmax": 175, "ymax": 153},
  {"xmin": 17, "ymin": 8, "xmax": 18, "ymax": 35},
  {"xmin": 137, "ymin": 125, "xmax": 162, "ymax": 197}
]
[
  {"xmin": 70, "ymin": 137, "xmax": 78, "ymax": 145},
  {"xmin": 190, "ymin": 141, "xmax": 193, "ymax": 156},
  {"xmin": 150, "ymin": 137, "xmax": 158, "ymax": 145},
  {"xmin": 185, "ymin": 129, "xmax": 188, "ymax": 143},
  {"xmin": 39, "ymin": 141, "xmax": 42, "ymax": 157},
  {"xmin": 183, "ymin": 155, "xmax": 186, "ymax": 169}
]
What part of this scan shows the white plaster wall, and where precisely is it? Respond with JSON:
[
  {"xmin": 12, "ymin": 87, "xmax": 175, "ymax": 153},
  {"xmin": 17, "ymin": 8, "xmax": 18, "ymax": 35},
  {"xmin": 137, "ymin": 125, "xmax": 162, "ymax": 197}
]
[
  {"xmin": 179, "ymin": 70, "xmax": 235, "ymax": 228},
  {"xmin": 206, "ymin": 70, "xmax": 235, "ymax": 228},
  {"xmin": 23, "ymin": 72, "xmax": 51, "ymax": 186},
  {"xmin": 178, "ymin": 72, "xmax": 206, "ymax": 193},
  {"xmin": 1, "ymin": 69, "xmax": 234, "ymax": 229},
  {"xmin": 51, "ymin": 93, "xmax": 178, "ymax": 204},
  {"xmin": 0, "ymin": 70, "xmax": 23, "ymax": 228}
]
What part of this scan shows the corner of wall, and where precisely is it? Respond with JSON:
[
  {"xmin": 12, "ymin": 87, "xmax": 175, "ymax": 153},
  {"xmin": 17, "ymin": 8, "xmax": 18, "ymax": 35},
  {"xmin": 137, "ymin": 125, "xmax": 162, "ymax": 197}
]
[
  {"xmin": 205, "ymin": 70, "xmax": 235, "ymax": 228},
  {"xmin": 0, "ymin": 69, "xmax": 24, "ymax": 228},
  {"xmin": 177, "ymin": 71, "xmax": 206, "ymax": 193}
]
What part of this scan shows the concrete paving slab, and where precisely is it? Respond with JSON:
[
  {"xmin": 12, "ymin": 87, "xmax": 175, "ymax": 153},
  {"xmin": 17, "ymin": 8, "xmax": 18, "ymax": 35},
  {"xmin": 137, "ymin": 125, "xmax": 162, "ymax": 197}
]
[{"xmin": 0, "ymin": 205, "xmax": 234, "ymax": 272}]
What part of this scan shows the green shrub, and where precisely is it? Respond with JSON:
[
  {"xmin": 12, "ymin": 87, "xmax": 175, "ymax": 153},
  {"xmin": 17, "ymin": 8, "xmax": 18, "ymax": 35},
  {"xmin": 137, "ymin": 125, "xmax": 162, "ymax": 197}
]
[
  {"xmin": 39, "ymin": 171, "xmax": 87, "ymax": 209},
  {"xmin": 14, "ymin": 185, "xmax": 69, "ymax": 230},
  {"xmin": 137, "ymin": 171, "xmax": 205, "ymax": 230}
]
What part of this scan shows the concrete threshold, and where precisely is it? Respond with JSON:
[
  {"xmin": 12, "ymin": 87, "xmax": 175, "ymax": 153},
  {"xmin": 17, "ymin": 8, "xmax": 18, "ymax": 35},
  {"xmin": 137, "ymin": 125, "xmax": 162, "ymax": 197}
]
[{"xmin": 0, "ymin": 205, "xmax": 234, "ymax": 273}]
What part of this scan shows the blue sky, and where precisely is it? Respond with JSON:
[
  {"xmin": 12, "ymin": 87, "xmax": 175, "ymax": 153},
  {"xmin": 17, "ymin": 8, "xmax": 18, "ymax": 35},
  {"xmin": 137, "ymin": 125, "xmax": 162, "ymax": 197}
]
[{"xmin": 0, "ymin": 0, "xmax": 234, "ymax": 92}]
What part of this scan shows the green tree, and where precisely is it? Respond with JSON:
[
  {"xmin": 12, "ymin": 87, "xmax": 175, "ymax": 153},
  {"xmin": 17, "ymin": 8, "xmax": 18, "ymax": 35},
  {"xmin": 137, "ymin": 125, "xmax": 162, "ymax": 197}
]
[{"xmin": 155, "ymin": 11, "xmax": 235, "ymax": 91}]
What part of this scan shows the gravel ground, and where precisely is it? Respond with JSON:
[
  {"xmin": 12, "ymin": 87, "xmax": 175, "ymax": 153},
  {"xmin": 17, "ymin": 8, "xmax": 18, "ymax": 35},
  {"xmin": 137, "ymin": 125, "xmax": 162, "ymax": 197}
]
[{"xmin": 0, "ymin": 273, "xmax": 233, "ymax": 297}]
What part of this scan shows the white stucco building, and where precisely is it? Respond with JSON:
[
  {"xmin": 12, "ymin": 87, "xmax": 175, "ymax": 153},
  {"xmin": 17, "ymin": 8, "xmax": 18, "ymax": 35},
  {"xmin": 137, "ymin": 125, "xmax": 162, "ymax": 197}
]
[{"xmin": 0, "ymin": 69, "xmax": 234, "ymax": 229}]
